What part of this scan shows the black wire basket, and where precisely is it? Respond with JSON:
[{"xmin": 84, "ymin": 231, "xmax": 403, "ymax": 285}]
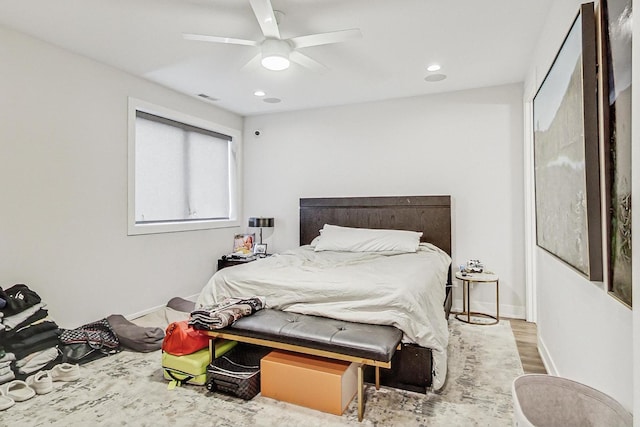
[{"xmin": 206, "ymin": 344, "xmax": 270, "ymax": 400}]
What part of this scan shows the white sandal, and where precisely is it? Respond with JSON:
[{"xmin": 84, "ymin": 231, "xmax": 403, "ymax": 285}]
[
  {"xmin": 0, "ymin": 388, "xmax": 15, "ymax": 410},
  {"xmin": 26, "ymin": 370, "xmax": 53, "ymax": 394},
  {"xmin": 0, "ymin": 380, "xmax": 35, "ymax": 402},
  {"xmin": 49, "ymin": 363, "xmax": 80, "ymax": 382}
]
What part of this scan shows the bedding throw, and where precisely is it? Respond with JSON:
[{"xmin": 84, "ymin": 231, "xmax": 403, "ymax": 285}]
[
  {"xmin": 189, "ymin": 297, "xmax": 265, "ymax": 331},
  {"xmin": 196, "ymin": 243, "xmax": 451, "ymax": 390}
]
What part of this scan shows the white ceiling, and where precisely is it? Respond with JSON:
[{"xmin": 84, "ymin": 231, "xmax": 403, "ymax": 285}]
[{"xmin": 0, "ymin": 0, "xmax": 553, "ymax": 116}]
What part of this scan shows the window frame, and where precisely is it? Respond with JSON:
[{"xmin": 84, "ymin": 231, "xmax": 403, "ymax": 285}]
[{"xmin": 127, "ymin": 97, "xmax": 241, "ymax": 235}]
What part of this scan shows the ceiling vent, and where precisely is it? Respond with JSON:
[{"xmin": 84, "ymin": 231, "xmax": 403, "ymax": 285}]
[{"xmin": 197, "ymin": 93, "xmax": 220, "ymax": 102}]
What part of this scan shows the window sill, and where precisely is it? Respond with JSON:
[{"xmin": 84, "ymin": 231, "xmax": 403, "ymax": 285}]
[{"xmin": 127, "ymin": 219, "xmax": 240, "ymax": 236}]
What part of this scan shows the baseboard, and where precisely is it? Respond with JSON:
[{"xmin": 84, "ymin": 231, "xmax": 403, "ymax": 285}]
[
  {"xmin": 537, "ymin": 334, "xmax": 557, "ymax": 376},
  {"xmin": 126, "ymin": 303, "xmax": 166, "ymax": 321},
  {"xmin": 126, "ymin": 293, "xmax": 199, "ymax": 320}
]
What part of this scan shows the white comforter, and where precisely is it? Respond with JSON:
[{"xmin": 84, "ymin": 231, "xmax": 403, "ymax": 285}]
[{"xmin": 196, "ymin": 243, "xmax": 451, "ymax": 390}]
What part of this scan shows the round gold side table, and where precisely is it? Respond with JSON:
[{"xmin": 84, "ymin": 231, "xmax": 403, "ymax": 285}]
[{"xmin": 454, "ymin": 271, "xmax": 499, "ymax": 325}]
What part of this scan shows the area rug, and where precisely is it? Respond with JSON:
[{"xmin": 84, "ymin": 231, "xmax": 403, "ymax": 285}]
[{"xmin": 1, "ymin": 320, "xmax": 523, "ymax": 427}]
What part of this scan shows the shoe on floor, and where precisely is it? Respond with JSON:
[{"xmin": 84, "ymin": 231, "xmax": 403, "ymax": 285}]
[
  {"xmin": 0, "ymin": 380, "xmax": 35, "ymax": 402},
  {"xmin": 26, "ymin": 371, "xmax": 53, "ymax": 395},
  {"xmin": 0, "ymin": 388, "xmax": 15, "ymax": 410},
  {"xmin": 49, "ymin": 363, "xmax": 80, "ymax": 382}
]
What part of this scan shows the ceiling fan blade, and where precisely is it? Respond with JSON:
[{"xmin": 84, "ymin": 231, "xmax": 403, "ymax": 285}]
[
  {"xmin": 183, "ymin": 33, "xmax": 258, "ymax": 46},
  {"xmin": 249, "ymin": 0, "xmax": 281, "ymax": 39},
  {"xmin": 290, "ymin": 51, "xmax": 328, "ymax": 73},
  {"xmin": 289, "ymin": 29, "xmax": 362, "ymax": 49},
  {"xmin": 240, "ymin": 53, "xmax": 262, "ymax": 71}
]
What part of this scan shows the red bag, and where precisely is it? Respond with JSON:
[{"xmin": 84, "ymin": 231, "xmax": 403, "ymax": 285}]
[{"xmin": 162, "ymin": 320, "xmax": 209, "ymax": 356}]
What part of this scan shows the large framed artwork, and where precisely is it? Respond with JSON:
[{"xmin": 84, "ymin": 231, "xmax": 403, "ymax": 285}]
[
  {"xmin": 533, "ymin": 2, "xmax": 603, "ymax": 280},
  {"xmin": 600, "ymin": 0, "xmax": 632, "ymax": 306}
]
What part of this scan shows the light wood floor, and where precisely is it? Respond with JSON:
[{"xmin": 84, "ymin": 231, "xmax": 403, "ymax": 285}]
[{"xmin": 509, "ymin": 319, "xmax": 547, "ymax": 374}]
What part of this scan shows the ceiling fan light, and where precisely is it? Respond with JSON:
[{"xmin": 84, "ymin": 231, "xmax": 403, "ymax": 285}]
[
  {"xmin": 260, "ymin": 38, "xmax": 291, "ymax": 71},
  {"xmin": 261, "ymin": 54, "xmax": 290, "ymax": 71}
]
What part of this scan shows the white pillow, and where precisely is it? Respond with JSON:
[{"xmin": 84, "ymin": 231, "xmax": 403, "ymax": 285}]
[
  {"xmin": 309, "ymin": 235, "xmax": 322, "ymax": 248},
  {"xmin": 313, "ymin": 224, "xmax": 422, "ymax": 253}
]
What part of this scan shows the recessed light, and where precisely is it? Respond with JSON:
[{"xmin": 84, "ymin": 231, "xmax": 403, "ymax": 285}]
[
  {"xmin": 254, "ymin": 90, "xmax": 266, "ymax": 97},
  {"xmin": 263, "ymin": 97, "xmax": 282, "ymax": 104},
  {"xmin": 424, "ymin": 74, "xmax": 447, "ymax": 82},
  {"xmin": 427, "ymin": 64, "xmax": 441, "ymax": 72}
]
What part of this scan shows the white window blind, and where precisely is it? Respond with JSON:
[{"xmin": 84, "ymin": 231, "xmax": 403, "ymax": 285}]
[{"xmin": 134, "ymin": 111, "xmax": 231, "ymax": 223}]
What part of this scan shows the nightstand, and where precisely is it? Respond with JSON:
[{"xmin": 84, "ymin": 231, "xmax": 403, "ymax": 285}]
[
  {"xmin": 454, "ymin": 270, "xmax": 499, "ymax": 325},
  {"xmin": 217, "ymin": 256, "xmax": 257, "ymax": 271}
]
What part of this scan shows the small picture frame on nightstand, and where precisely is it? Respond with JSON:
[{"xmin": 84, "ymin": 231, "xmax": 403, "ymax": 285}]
[
  {"xmin": 233, "ymin": 233, "xmax": 255, "ymax": 255},
  {"xmin": 254, "ymin": 243, "xmax": 267, "ymax": 256}
]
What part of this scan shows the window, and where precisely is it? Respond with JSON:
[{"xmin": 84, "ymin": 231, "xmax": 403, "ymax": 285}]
[{"xmin": 128, "ymin": 98, "xmax": 240, "ymax": 235}]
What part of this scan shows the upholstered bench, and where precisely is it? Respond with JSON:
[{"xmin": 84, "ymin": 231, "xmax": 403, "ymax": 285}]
[{"xmin": 203, "ymin": 309, "xmax": 403, "ymax": 421}]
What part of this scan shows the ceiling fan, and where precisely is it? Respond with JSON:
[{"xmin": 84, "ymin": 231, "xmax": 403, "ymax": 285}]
[{"xmin": 183, "ymin": 0, "xmax": 362, "ymax": 72}]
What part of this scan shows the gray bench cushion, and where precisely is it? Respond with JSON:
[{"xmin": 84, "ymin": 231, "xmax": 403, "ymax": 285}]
[{"xmin": 224, "ymin": 309, "xmax": 403, "ymax": 362}]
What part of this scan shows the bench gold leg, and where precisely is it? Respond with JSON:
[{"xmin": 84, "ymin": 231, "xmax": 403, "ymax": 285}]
[
  {"xmin": 357, "ymin": 364, "xmax": 364, "ymax": 422},
  {"xmin": 375, "ymin": 366, "xmax": 380, "ymax": 390}
]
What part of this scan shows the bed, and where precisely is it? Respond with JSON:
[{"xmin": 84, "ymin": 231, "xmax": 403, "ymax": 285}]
[{"xmin": 197, "ymin": 195, "xmax": 452, "ymax": 392}]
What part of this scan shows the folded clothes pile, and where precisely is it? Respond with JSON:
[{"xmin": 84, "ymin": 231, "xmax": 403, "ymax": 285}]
[
  {"xmin": 189, "ymin": 296, "xmax": 265, "ymax": 330},
  {"xmin": 0, "ymin": 285, "xmax": 61, "ymax": 383}
]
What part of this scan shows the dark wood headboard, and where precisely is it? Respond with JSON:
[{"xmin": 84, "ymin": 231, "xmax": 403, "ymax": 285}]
[{"xmin": 299, "ymin": 195, "xmax": 451, "ymax": 255}]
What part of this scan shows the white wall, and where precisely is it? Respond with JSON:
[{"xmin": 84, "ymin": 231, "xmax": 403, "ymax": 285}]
[
  {"xmin": 244, "ymin": 84, "xmax": 526, "ymax": 319},
  {"xmin": 0, "ymin": 26, "xmax": 244, "ymax": 327},
  {"xmin": 524, "ymin": 0, "xmax": 635, "ymax": 412}
]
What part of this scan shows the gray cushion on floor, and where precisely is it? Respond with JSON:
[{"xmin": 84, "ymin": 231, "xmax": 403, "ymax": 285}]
[
  {"xmin": 166, "ymin": 297, "xmax": 196, "ymax": 313},
  {"xmin": 130, "ymin": 307, "xmax": 189, "ymax": 330},
  {"xmin": 107, "ymin": 315, "xmax": 164, "ymax": 353}
]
